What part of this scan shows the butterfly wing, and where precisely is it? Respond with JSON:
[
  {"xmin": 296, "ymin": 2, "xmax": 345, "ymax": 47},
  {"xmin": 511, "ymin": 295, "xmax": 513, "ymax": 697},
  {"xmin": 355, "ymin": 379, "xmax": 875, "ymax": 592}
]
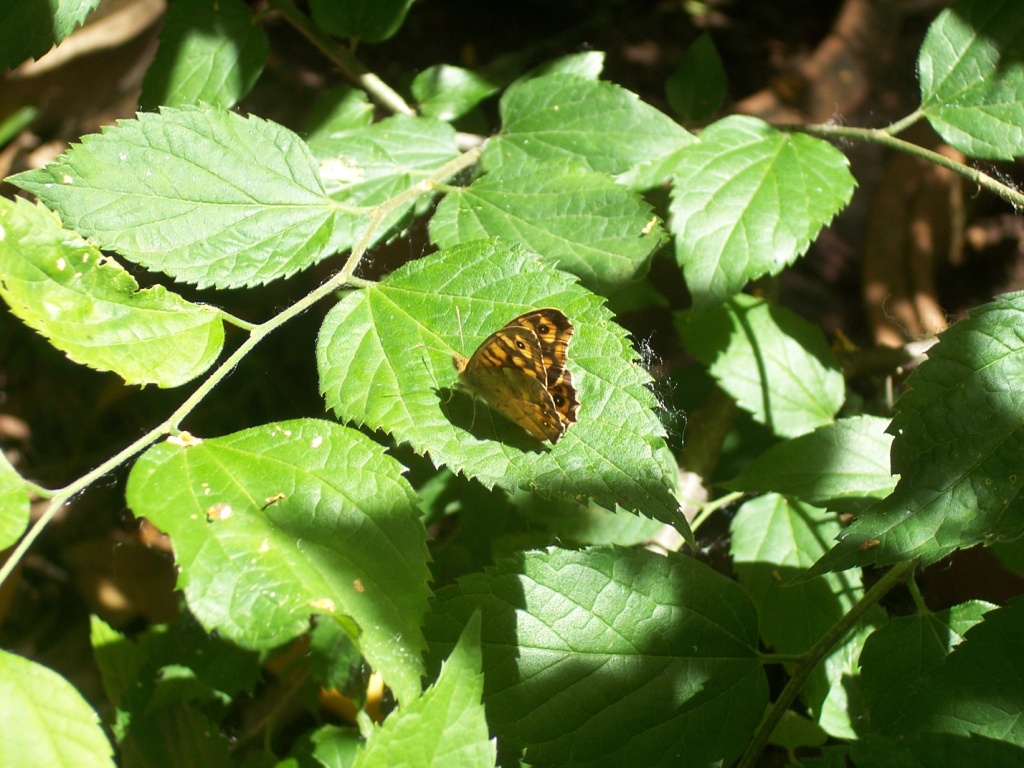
[
  {"xmin": 454, "ymin": 325, "xmax": 566, "ymax": 442},
  {"xmin": 508, "ymin": 309, "xmax": 573, "ymax": 386},
  {"xmin": 547, "ymin": 369, "xmax": 580, "ymax": 430},
  {"xmin": 508, "ymin": 309, "xmax": 579, "ymax": 432}
]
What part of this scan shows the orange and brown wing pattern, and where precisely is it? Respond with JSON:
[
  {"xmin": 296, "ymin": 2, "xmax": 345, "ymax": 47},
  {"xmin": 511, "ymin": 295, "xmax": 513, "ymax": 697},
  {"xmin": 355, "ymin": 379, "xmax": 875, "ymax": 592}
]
[
  {"xmin": 451, "ymin": 310, "xmax": 579, "ymax": 443},
  {"xmin": 459, "ymin": 325, "xmax": 548, "ymax": 382},
  {"xmin": 547, "ymin": 370, "xmax": 579, "ymax": 430},
  {"xmin": 454, "ymin": 326, "xmax": 564, "ymax": 441},
  {"xmin": 507, "ymin": 308, "xmax": 574, "ymax": 386}
]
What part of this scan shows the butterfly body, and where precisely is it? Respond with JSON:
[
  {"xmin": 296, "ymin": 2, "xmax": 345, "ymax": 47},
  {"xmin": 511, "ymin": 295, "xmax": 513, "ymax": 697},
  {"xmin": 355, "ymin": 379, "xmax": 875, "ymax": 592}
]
[{"xmin": 452, "ymin": 309, "xmax": 579, "ymax": 443}]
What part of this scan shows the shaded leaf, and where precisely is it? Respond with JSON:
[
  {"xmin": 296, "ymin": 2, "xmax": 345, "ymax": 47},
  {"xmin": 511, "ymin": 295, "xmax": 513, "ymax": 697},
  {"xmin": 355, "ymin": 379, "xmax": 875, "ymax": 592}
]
[
  {"xmin": 678, "ymin": 294, "xmax": 845, "ymax": 437},
  {"xmin": 309, "ymin": 0, "xmax": 414, "ymax": 43},
  {"xmin": 888, "ymin": 597, "xmax": 1024, "ymax": 744},
  {"xmin": 852, "ymin": 733, "xmax": 1024, "ymax": 768},
  {"xmin": 666, "ymin": 32, "xmax": 726, "ymax": 122},
  {"xmin": 810, "ymin": 291, "xmax": 1024, "ymax": 573},
  {"xmin": 860, "ymin": 601, "xmax": 994, "ymax": 729},
  {"xmin": 139, "ymin": 0, "xmax": 268, "ymax": 110},
  {"xmin": 0, "ymin": 0, "xmax": 98, "ymax": 69},
  {"xmin": 725, "ymin": 415, "xmax": 897, "ymax": 512},
  {"xmin": 425, "ymin": 547, "xmax": 766, "ymax": 768},
  {"xmin": 730, "ymin": 494, "xmax": 877, "ymax": 737}
]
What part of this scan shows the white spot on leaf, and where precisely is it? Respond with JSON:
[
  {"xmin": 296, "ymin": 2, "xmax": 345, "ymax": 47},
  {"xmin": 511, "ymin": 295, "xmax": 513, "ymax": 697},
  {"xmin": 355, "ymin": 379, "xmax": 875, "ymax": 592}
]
[
  {"xmin": 319, "ymin": 157, "xmax": 364, "ymax": 184},
  {"xmin": 205, "ymin": 503, "xmax": 232, "ymax": 521},
  {"xmin": 167, "ymin": 431, "xmax": 203, "ymax": 447}
]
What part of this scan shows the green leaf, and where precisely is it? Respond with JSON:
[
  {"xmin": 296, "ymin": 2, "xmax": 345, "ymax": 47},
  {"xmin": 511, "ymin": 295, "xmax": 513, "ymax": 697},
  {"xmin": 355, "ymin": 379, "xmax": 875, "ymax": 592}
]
[
  {"xmin": 528, "ymin": 51, "xmax": 605, "ymax": 80},
  {"xmin": 769, "ymin": 711, "xmax": 829, "ymax": 751},
  {"xmin": 124, "ymin": 419, "xmax": 431, "ymax": 704},
  {"xmin": 816, "ymin": 618, "xmax": 876, "ymax": 738},
  {"xmin": 90, "ymin": 617, "xmax": 144, "ymax": 715},
  {"xmin": 412, "ymin": 65, "xmax": 500, "ymax": 121},
  {"xmin": 309, "ymin": 0, "xmax": 414, "ymax": 43},
  {"xmin": 0, "ymin": 197, "xmax": 224, "ymax": 387},
  {"xmin": 425, "ymin": 547, "xmax": 766, "ymax": 768},
  {"xmin": 678, "ymin": 295, "xmax": 845, "ymax": 437},
  {"xmin": 429, "ymin": 162, "xmax": 665, "ymax": 294},
  {"xmin": 354, "ymin": 613, "xmax": 496, "ymax": 768},
  {"xmin": 0, "ymin": 451, "xmax": 30, "ymax": 550},
  {"xmin": 316, "ymin": 240, "xmax": 687, "ymax": 534},
  {"xmin": 888, "ymin": 597, "xmax": 1024, "ymax": 744},
  {"xmin": 297, "ymin": 724, "xmax": 363, "ymax": 767},
  {"xmin": 860, "ymin": 601, "xmax": 994, "ymax": 729},
  {"xmin": 724, "ymin": 415, "xmax": 897, "ymax": 512},
  {"xmin": 428, "ymin": 477, "xmax": 668, "ymax": 585},
  {"xmin": 97, "ymin": 617, "xmax": 261, "ymax": 712},
  {"xmin": 918, "ymin": 0, "xmax": 1024, "ymax": 160},
  {"xmin": 852, "ymin": 733, "xmax": 1024, "ymax": 768},
  {"xmin": 92, "ymin": 615, "xmax": 261, "ymax": 751},
  {"xmin": 139, "ymin": 0, "xmax": 268, "ymax": 110},
  {"xmin": 120, "ymin": 704, "xmax": 231, "ymax": 768},
  {"xmin": 482, "ymin": 73, "xmax": 695, "ymax": 178},
  {"xmin": 731, "ymin": 496, "xmax": 855, "ymax": 648},
  {"xmin": 669, "ymin": 115, "xmax": 856, "ymax": 312},
  {"xmin": 0, "ymin": 649, "xmax": 114, "ymax": 768},
  {"xmin": 810, "ymin": 291, "xmax": 1024, "ymax": 573},
  {"xmin": 992, "ymin": 537, "xmax": 1024, "ymax": 577},
  {"xmin": 309, "ymin": 115, "xmax": 459, "ymax": 254},
  {"xmin": 308, "ymin": 618, "xmax": 363, "ymax": 695},
  {"xmin": 304, "ymin": 84, "xmax": 376, "ymax": 141},
  {"xmin": 9, "ymin": 106, "xmax": 335, "ymax": 289},
  {"xmin": 666, "ymin": 32, "xmax": 726, "ymax": 122},
  {"xmin": 730, "ymin": 494, "xmax": 877, "ymax": 736},
  {"xmin": 517, "ymin": 494, "xmax": 667, "ymax": 548},
  {"xmin": 0, "ymin": 0, "xmax": 99, "ymax": 70}
]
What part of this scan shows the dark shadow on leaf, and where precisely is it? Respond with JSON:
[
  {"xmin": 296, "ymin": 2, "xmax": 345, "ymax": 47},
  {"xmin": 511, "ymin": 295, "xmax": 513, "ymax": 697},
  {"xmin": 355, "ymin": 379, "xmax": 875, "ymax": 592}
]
[
  {"xmin": 436, "ymin": 387, "xmax": 548, "ymax": 453},
  {"xmin": 424, "ymin": 548, "xmax": 765, "ymax": 767}
]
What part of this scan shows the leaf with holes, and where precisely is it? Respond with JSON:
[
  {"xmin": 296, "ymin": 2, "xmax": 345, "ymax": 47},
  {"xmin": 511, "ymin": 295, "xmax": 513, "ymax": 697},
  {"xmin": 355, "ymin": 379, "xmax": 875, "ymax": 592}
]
[{"xmin": 125, "ymin": 419, "xmax": 431, "ymax": 704}]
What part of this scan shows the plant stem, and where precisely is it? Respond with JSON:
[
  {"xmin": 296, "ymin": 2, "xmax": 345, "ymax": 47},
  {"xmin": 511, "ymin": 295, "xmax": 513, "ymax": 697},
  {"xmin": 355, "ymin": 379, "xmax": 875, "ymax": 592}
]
[
  {"xmin": 880, "ymin": 110, "xmax": 924, "ymax": 137},
  {"xmin": 789, "ymin": 123, "xmax": 1024, "ymax": 209},
  {"xmin": 0, "ymin": 149, "xmax": 480, "ymax": 589},
  {"xmin": 736, "ymin": 558, "xmax": 918, "ymax": 768},
  {"xmin": 266, "ymin": 0, "xmax": 415, "ymax": 116},
  {"xmin": 688, "ymin": 491, "xmax": 743, "ymax": 533}
]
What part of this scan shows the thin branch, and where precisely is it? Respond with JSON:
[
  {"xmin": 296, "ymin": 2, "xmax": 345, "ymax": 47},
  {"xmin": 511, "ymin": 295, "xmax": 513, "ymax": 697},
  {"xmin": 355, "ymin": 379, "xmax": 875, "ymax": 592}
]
[
  {"xmin": 265, "ymin": 0, "xmax": 415, "ymax": 116},
  {"xmin": 737, "ymin": 558, "xmax": 918, "ymax": 768},
  {"xmin": 788, "ymin": 123, "xmax": 1024, "ymax": 209},
  {"xmin": 0, "ymin": 148, "xmax": 480, "ymax": 589}
]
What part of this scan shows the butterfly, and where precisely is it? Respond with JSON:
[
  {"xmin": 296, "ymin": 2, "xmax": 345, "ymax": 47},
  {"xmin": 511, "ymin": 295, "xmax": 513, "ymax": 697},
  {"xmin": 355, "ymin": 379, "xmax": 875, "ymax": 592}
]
[{"xmin": 452, "ymin": 308, "xmax": 579, "ymax": 443}]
